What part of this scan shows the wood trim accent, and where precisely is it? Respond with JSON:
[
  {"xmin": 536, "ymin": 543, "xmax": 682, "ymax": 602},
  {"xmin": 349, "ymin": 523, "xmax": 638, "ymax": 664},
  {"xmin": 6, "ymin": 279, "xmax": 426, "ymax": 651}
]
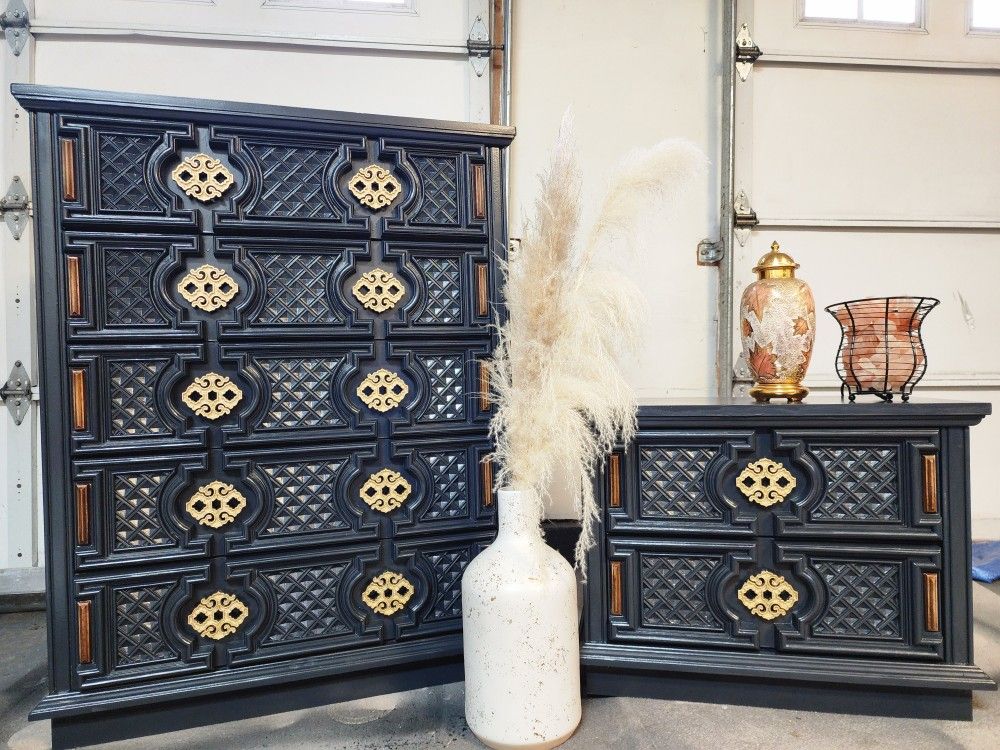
[
  {"xmin": 66, "ymin": 256, "xmax": 83, "ymax": 317},
  {"xmin": 922, "ymin": 454, "xmax": 939, "ymax": 514},
  {"xmin": 472, "ymin": 163, "xmax": 486, "ymax": 220},
  {"xmin": 475, "ymin": 262, "xmax": 489, "ymax": 316},
  {"xmin": 77, "ymin": 601, "xmax": 93, "ymax": 664},
  {"xmin": 481, "ymin": 457, "xmax": 494, "ymax": 507},
  {"xmin": 75, "ymin": 483, "xmax": 91, "ymax": 546},
  {"xmin": 479, "ymin": 361, "xmax": 490, "ymax": 411},
  {"xmin": 60, "ymin": 137, "xmax": 77, "ymax": 201},
  {"xmin": 923, "ymin": 572, "xmax": 940, "ymax": 632},
  {"xmin": 70, "ymin": 369, "xmax": 87, "ymax": 431},
  {"xmin": 609, "ymin": 454, "xmax": 622, "ymax": 507},
  {"xmin": 490, "ymin": 0, "xmax": 505, "ymax": 125},
  {"xmin": 609, "ymin": 561, "xmax": 623, "ymax": 616}
]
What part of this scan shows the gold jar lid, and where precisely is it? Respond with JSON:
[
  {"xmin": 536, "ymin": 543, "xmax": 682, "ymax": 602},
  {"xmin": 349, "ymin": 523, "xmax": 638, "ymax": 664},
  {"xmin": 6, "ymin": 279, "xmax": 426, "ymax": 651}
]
[{"xmin": 753, "ymin": 241, "xmax": 799, "ymax": 279}]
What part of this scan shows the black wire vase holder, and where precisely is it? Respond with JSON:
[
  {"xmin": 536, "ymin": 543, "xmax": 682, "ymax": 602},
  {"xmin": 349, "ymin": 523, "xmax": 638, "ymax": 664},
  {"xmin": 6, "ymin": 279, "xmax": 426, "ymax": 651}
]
[{"xmin": 826, "ymin": 296, "xmax": 939, "ymax": 403}]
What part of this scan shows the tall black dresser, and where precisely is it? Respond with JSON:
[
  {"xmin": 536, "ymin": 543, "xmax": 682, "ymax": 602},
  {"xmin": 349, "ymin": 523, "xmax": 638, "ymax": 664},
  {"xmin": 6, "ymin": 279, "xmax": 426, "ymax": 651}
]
[
  {"xmin": 585, "ymin": 400, "xmax": 996, "ymax": 720},
  {"xmin": 14, "ymin": 85, "xmax": 513, "ymax": 748}
]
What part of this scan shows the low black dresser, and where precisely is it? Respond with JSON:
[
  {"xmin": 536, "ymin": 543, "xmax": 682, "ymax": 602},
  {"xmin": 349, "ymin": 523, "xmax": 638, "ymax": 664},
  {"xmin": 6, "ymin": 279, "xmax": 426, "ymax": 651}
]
[
  {"xmin": 584, "ymin": 399, "xmax": 996, "ymax": 719},
  {"xmin": 14, "ymin": 85, "xmax": 513, "ymax": 748}
]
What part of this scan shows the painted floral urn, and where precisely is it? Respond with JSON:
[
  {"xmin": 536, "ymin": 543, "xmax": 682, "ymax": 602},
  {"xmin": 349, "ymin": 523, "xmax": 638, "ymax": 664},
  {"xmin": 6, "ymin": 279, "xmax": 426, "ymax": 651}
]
[{"xmin": 739, "ymin": 241, "xmax": 815, "ymax": 403}]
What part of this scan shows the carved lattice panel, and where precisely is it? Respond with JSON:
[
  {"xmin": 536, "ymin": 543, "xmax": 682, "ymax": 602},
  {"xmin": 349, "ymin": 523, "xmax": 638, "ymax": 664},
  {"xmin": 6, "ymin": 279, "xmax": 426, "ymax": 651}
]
[
  {"xmin": 264, "ymin": 563, "xmax": 351, "ymax": 643},
  {"xmin": 414, "ymin": 257, "xmax": 462, "ymax": 324},
  {"xmin": 811, "ymin": 446, "xmax": 900, "ymax": 521},
  {"xmin": 115, "ymin": 585, "xmax": 176, "ymax": 667},
  {"xmin": 639, "ymin": 447, "xmax": 721, "ymax": 520},
  {"xmin": 813, "ymin": 561, "xmax": 902, "ymax": 638},
  {"xmin": 112, "ymin": 470, "xmax": 172, "ymax": 550},
  {"xmin": 104, "ymin": 248, "xmax": 168, "ymax": 326},
  {"xmin": 261, "ymin": 459, "xmax": 348, "ymax": 536},
  {"xmin": 250, "ymin": 252, "xmax": 342, "ymax": 325},
  {"xmin": 417, "ymin": 355, "xmax": 465, "ymax": 421},
  {"xmin": 109, "ymin": 360, "xmax": 170, "ymax": 437},
  {"xmin": 639, "ymin": 554, "xmax": 725, "ymax": 631},
  {"xmin": 422, "ymin": 451, "xmax": 469, "ymax": 520},
  {"xmin": 256, "ymin": 357, "xmax": 344, "ymax": 429},
  {"xmin": 425, "ymin": 548, "xmax": 472, "ymax": 621},
  {"xmin": 97, "ymin": 132, "xmax": 160, "ymax": 213},
  {"xmin": 411, "ymin": 155, "xmax": 460, "ymax": 225},
  {"xmin": 245, "ymin": 144, "xmax": 339, "ymax": 219}
]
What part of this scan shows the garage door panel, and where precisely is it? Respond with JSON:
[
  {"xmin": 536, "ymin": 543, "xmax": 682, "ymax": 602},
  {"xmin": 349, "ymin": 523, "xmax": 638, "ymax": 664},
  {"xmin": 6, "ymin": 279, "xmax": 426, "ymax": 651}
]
[
  {"xmin": 734, "ymin": 230, "xmax": 1000, "ymax": 387},
  {"xmin": 750, "ymin": 66, "xmax": 1000, "ymax": 223}
]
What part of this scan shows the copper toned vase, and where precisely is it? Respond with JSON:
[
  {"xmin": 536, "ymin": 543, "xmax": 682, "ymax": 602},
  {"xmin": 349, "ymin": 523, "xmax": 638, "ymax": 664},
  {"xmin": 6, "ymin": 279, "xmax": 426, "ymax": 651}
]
[{"xmin": 739, "ymin": 242, "xmax": 815, "ymax": 403}]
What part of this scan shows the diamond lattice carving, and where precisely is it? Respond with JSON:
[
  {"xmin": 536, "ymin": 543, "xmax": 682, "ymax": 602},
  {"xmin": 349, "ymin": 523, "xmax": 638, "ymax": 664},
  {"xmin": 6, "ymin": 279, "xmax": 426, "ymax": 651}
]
[
  {"xmin": 104, "ymin": 248, "xmax": 167, "ymax": 325},
  {"xmin": 360, "ymin": 469, "xmax": 412, "ymax": 513},
  {"xmin": 187, "ymin": 591, "xmax": 249, "ymax": 640},
  {"xmin": 811, "ymin": 447, "xmax": 900, "ymax": 521},
  {"xmin": 113, "ymin": 470, "xmax": 172, "ymax": 550},
  {"xmin": 348, "ymin": 164, "xmax": 401, "ymax": 210},
  {"xmin": 181, "ymin": 373, "xmax": 243, "ymax": 420},
  {"xmin": 115, "ymin": 585, "xmax": 175, "ymax": 666},
  {"xmin": 415, "ymin": 257, "xmax": 462, "ymax": 324},
  {"xmin": 738, "ymin": 570, "xmax": 799, "ymax": 621},
  {"xmin": 813, "ymin": 561, "xmax": 901, "ymax": 638},
  {"xmin": 426, "ymin": 548, "xmax": 472, "ymax": 620},
  {"xmin": 411, "ymin": 155, "xmax": 460, "ymax": 225},
  {"xmin": 185, "ymin": 481, "xmax": 247, "ymax": 529},
  {"xmin": 264, "ymin": 564, "xmax": 350, "ymax": 643},
  {"xmin": 171, "ymin": 153, "xmax": 235, "ymax": 203},
  {"xmin": 362, "ymin": 571, "xmax": 414, "ymax": 616},
  {"xmin": 423, "ymin": 451, "xmax": 468, "ymax": 519},
  {"xmin": 246, "ymin": 143, "xmax": 338, "ymax": 219},
  {"xmin": 351, "ymin": 268, "xmax": 406, "ymax": 313},
  {"xmin": 418, "ymin": 355, "xmax": 464, "ymax": 421},
  {"xmin": 262, "ymin": 459, "xmax": 348, "ymax": 536},
  {"xmin": 109, "ymin": 360, "xmax": 170, "ymax": 436},
  {"xmin": 256, "ymin": 357, "xmax": 343, "ymax": 429},
  {"xmin": 97, "ymin": 132, "xmax": 159, "ymax": 212},
  {"xmin": 251, "ymin": 252, "xmax": 341, "ymax": 324},
  {"xmin": 639, "ymin": 447, "xmax": 721, "ymax": 520},
  {"xmin": 177, "ymin": 265, "xmax": 239, "ymax": 312},
  {"xmin": 357, "ymin": 369, "xmax": 409, "ymax": 412},
  {"xmin": 640, "ymin": 554, "xmax": 725, "ymax": 630},
  {"xmin": 736, "ymin": 458, "xmax": 796, "ymax": 507}
]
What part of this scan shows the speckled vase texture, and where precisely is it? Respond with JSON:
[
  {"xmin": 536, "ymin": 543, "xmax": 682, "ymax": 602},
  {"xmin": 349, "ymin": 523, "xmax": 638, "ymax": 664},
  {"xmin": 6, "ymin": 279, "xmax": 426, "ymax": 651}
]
[{"xmin": 461, "ymin": 488, "xmax": 582, "ymax": 749}]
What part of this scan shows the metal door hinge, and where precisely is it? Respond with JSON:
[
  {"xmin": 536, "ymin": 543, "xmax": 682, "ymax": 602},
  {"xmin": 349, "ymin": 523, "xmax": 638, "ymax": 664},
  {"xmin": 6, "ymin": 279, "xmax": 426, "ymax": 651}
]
[
  {"xmin": 735, "ymin": 23, "xmax": 761, "ymax": 82},
  {"xmin": 697, "ymin": 238, "xmax": 723, "ymax": 265},
  {"xmin": 467, "ymin": 15, "xmax": 491, "ymax": 77},
  {"xmin": 1, "ymin": 0, "xmax": 29, "ymax": 56},
  {"xmin": 1, "ymin": 361, "xmax": 31, "ymax": 425},
  {"xmin": 733, "ymin": 188, "xmax": 758, "ymax": 247},
  {"xmin": 0, "ymin": 176, "xmax": 29, "ymax": 239}
]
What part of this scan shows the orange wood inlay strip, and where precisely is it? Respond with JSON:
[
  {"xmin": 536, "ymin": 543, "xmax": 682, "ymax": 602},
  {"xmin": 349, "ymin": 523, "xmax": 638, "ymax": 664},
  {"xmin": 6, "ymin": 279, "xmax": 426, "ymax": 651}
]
[
  {"xmin": 77, "ymin": 601, "xmax": 92, "ymax": 664},
  {"xmin": 923, "ymin": 572, "xmax": 940, "ymax": 632},
  {"xmin": 610, "ymin": 561, "xmax": 623, "ymax": 616},
  {"xmin": 472, "ymin": 164, "xmax": 486, "ymax": 220},
  {"xmin": 482, "ymin": 457, "xmax": 494, "ymax": 507},
  {"xmin": 479, "ymin": 361, "xmax": 490, "ymax": 411},
  {"xmin": 66, "ymin": 256, "xmax": 83, "ymax": 317},
  {"xmin": 609, "ymin": 454, "xmax": 622, "ymax": 508},
  {"xmin": 75, "ymin": 483, "xmax": 91, "ymax": 546},
  {"xmin": 490, "ymin": 0, "xmax": 504, "ymax": 124},
  {"xmin": 60, "ymin": 138, "xmax": 77, "ymax": 201},
  {"xmin": 70, "ymin": 369, "xmax": 86, "ymax": 431},
  {"xmin": 923, "ymin": 454, "xmax": 939, "ymax": 514},
  {"xmin": 475, "ymin": 262, "xmax": 489, "ymax": 317}
]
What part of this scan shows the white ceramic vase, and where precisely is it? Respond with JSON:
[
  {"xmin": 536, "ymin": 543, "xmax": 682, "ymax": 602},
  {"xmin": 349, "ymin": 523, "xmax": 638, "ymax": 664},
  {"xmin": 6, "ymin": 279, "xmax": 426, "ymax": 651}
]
[{"xmin": 461, "ymin": 487, "xmax": 582, "ymax": 750}]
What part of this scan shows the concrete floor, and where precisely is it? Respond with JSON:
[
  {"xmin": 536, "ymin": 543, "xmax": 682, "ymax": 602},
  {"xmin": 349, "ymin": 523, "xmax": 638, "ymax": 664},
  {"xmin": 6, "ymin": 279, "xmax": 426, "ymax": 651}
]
[{"xmin": 3, "ymin": 586, "xmax": 1000, "ymax": 750}]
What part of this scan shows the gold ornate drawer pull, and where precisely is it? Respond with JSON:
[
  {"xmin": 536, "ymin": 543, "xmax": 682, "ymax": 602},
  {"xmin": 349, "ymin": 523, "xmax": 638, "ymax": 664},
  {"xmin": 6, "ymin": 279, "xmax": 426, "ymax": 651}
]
[
  {"xmin": 171, "ymin": 153, "xmax": 235, "ymax": 203},
  {"xmin": 187, "ymin": 591, "xmax": 249, "ymax": 640},
  {"xmin": 348, "ymin": 164, "xmax": 401, "ymax": 209},
  {"xmin": 182, "ymin": 373, "xmax": 243, "ymax": 420},
  {"xmin": 186, "ymin": 481, "xmax": 247, "ymax": 528},
  {"xmin": 360, "ymin": 469, "xmax": 412, "ymax": 513},
  {"xmin": 738, "ymin": 570, "xmax": 799, "ymax": 621},
  {"xmin": 363, "ymin": 571, "xmax": 414, "ymax": 616},
  {"xmin": 357, "ymin": 368, "xmax": 409, "ymax": 412},
  {"xmin": 737, "ymin": 458, "xmax": 796, "ymax": 507},
  {"xmin": 352, "ymin": 268, "xmax": 405, "ymax": 313},
  {"xmin": 178, "ymin": 265, "xmax": 239, "ymax": 312}
]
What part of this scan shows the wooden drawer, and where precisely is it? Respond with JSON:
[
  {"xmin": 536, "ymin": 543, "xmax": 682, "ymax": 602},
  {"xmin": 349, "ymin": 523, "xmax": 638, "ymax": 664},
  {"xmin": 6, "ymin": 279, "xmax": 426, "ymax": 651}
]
[
  {"xmin": 607, "ymin": 429, "xmax": 942, "ymax": 541},
  {"xmin": 605, "ymin": 537, "xmax": 943, "ymax": 661},
  {"xmin": 56, "ymin": 116, "xmax": 493, "ymax": 240}
]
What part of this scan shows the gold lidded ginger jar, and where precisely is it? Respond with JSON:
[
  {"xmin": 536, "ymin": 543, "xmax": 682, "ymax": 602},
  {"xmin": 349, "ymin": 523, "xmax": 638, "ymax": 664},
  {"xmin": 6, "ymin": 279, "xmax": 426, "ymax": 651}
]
[{"xmin": 739, "ymin": 241, "xmax": 815, "ymax": 403}]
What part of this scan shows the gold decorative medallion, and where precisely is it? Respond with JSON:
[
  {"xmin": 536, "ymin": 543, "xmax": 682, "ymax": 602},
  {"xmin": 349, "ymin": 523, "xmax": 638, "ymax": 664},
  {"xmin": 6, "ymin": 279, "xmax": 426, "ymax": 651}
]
[
  {"xmin": 738, "ymin": 570, "xmax": 799, "ymax": 621},
  {"xmin": 185, "ymin": 481, "xmax": 246, "ymax": 529},
  {"xmin": 187, "ymin": 591, "xmax": 249, "ymax": 640},
  {"xmin": 360, "ymin": 469, "xmax": 412, "ymax": 513},
  {"xmin": 348, "ymin": 164, "xmax": 401, "ymax": 210},
  {"xmin": 351, "ymin": 268, "xmax": 406, "ymax": 313},
  {"xmin": 181, "ymin": 373, "xmax": 243, "ymax": 420},
  {"xmin": 178, "ymin": 265, "xmax": 239, "ymax": 312},
  {"xmin": 171, "ymin": 153, "xmax": 235, "ymax": 203},
  {"xmin": 356, "ymin": 368, "xmax": 409, "ymax": 412},
  {"xmin": 362, "ymin": 571, "xmax": 414, "ymax": 616},
  {"xmin": 736, "ymin": 457, "xmax": 796, "ymax": 507}
]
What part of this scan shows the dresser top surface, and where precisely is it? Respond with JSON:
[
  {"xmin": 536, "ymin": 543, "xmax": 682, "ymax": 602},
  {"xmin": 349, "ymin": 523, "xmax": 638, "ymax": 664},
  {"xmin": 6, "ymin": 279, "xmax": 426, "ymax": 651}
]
[{"xmin": 10, "ymin": 84, "xmax": 516, "ymax": 145}]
